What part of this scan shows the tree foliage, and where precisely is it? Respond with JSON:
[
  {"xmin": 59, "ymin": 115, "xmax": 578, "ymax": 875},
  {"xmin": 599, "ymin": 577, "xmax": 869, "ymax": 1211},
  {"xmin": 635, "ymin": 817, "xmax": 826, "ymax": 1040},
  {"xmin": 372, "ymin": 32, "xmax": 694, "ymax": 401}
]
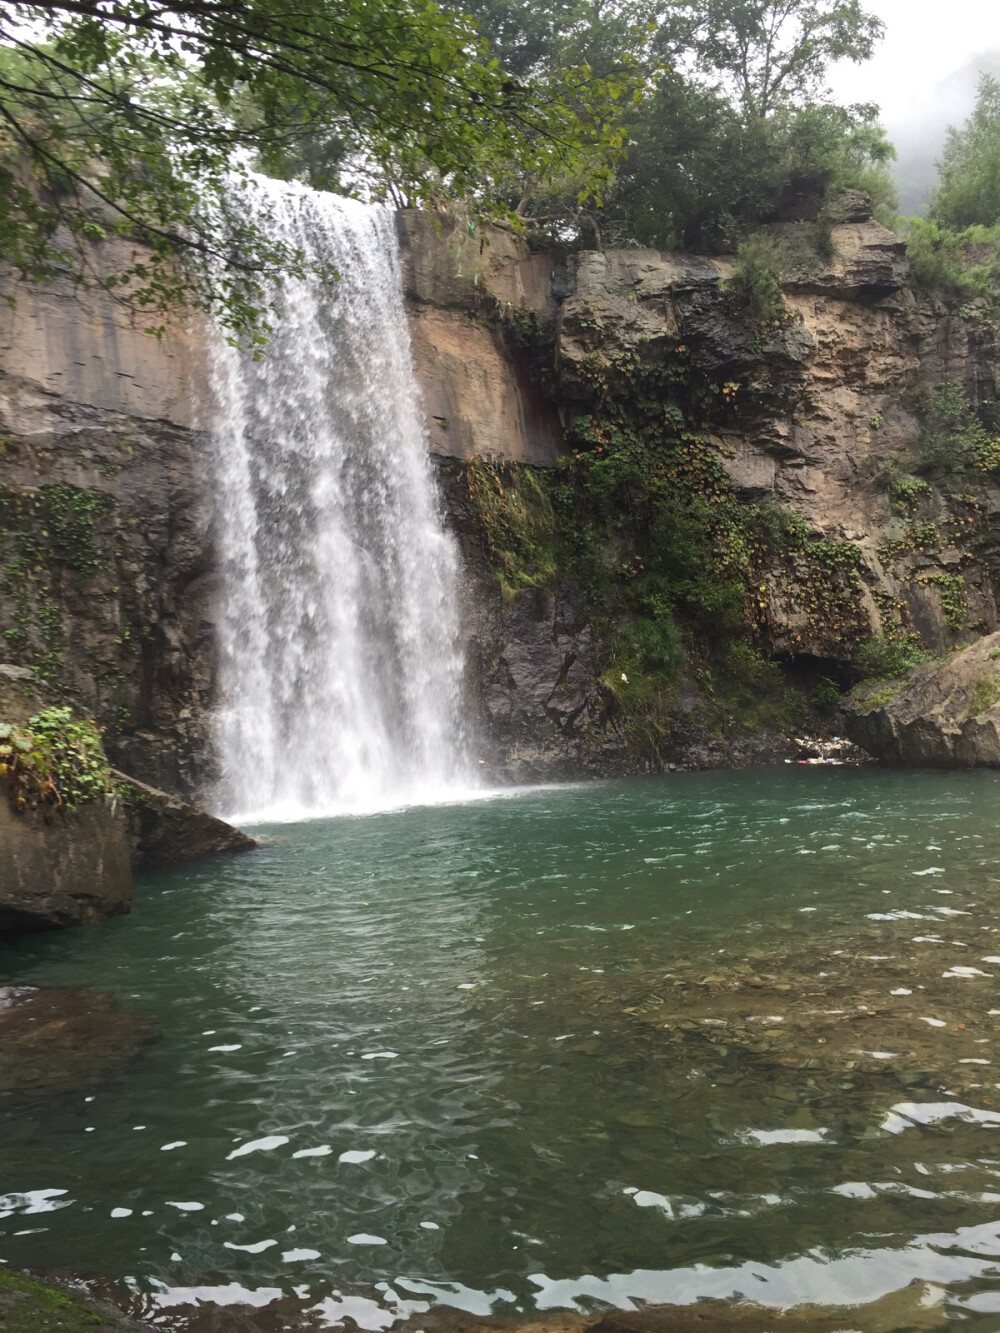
[
  {"xmin": 0, "ymin": 0, "xmax": 897, "ymax": 325},
  {"xmin": 0, "ymin": 0, "xmax": 635, "ymax": 337},
  {"xmin": 613, "ymin": 87, "xmax": 894, "ymax": 250},
  {"xmin": 465, "ymin": 0, "xmax": 891, "ymax": 250},
  {"xmin": 656, "ymin": 0, "xmax": 883, "ymax": 118},
  {"xmin": 932, "ymin": 73, "xmax": 1000, "ymax": 230}
]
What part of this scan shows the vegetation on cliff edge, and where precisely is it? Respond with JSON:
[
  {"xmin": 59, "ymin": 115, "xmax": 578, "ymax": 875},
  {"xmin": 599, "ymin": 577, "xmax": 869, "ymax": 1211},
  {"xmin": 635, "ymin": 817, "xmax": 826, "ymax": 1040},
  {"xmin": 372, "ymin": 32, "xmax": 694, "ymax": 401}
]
[{"xmin": 0, "ymin": 706, "xmax": 114, "ymax": 815}]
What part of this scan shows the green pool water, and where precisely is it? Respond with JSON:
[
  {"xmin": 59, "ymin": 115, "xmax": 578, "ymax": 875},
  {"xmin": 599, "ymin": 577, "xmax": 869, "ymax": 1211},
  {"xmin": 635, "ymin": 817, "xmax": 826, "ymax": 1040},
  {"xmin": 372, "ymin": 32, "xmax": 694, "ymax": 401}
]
[{"xmin": 5, "ymin": 768, "xmax": 1000, "ymax": 1326}]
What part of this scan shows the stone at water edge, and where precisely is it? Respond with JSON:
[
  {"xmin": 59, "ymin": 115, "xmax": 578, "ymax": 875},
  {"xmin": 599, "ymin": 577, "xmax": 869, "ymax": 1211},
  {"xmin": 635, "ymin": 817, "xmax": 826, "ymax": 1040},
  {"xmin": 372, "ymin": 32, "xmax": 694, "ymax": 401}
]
[
  {"xmin": 0, "ymin": 1268, "xmax": 150, "ymax": 1333},
  {"xmin": 844, "ymin": 631, "xmax": 1000, "ymax": 766},
  {"xmin": 0, "ymin": 796, "xmax": 133, "ymax": 933},
  {"xmin": 586, "ymin": 1282, "xmax": 946, "ymax": 1332},
  {"xmin": 113, "ymin": 771, "xmax": 256, "ymax": 871},
  {"xmin": 0, "ymin": 668, "xmax": 133, "ymax": 932}
]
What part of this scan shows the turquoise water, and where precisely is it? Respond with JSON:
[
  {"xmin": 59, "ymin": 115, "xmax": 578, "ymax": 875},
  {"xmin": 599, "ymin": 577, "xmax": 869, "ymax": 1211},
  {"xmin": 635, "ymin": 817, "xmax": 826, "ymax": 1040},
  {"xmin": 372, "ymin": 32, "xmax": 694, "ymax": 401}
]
[{"xmin": 5, "ymin": 769, "xmax": 1000, "ymax": 1325}]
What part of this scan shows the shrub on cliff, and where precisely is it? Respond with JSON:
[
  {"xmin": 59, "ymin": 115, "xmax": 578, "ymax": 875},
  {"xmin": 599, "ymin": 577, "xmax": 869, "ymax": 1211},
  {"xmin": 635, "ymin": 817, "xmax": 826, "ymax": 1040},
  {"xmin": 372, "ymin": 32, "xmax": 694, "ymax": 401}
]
[
  {"xmin": 0, "ymin": 707, "xmax": 113, "ymax": 814},
  {"xmin": 852, "ymin": 636, "xmax": 929, "ymax": 682},
  {"xmin": 724, "ymin": 234, "xmax": 787, "ymax": 325},
  {"xmin": 903, "ymin": 218, "xmax": 1000, "ymax": 299},
  {"xmin": 915, "ymin": 382, "xmax": 999, "ymax": 477}
]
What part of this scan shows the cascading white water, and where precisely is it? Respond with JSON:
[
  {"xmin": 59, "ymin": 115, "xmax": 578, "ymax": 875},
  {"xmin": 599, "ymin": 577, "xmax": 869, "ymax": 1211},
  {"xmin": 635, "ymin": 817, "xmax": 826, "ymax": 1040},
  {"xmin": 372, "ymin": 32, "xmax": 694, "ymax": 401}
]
[{"xmin": 205, "ymin": 178, "xmax": 472, "ymax": 821}]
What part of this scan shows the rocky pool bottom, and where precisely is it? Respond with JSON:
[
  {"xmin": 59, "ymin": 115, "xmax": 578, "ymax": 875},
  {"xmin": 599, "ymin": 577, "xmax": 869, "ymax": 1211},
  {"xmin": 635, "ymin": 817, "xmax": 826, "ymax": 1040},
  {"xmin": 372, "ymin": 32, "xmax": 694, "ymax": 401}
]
[{"xmin": 5, "ymin": 771, "xmax": 1000, "ymax": 1330}]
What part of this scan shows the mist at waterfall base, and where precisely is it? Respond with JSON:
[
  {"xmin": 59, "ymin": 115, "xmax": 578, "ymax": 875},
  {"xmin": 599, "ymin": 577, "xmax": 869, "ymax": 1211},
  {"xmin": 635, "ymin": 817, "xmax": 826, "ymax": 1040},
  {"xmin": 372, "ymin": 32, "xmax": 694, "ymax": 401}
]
[{"xmin": 205, "ymin": 178, "xmax": 479, "ymax": 824}]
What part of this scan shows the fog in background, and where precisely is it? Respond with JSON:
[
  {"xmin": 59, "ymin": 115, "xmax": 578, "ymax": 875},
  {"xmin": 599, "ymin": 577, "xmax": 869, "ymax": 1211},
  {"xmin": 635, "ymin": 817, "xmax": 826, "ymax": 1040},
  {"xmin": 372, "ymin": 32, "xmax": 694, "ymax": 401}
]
[{"xmin": 827, "ymin": 0, "xmax": 1000, "ymax": 215}]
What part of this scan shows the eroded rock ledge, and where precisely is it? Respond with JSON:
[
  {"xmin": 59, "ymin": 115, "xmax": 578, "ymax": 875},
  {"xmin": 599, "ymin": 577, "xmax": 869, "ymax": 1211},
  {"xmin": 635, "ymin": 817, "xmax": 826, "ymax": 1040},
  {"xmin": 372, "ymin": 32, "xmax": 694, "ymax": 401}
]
[{"xmin": 845, "ymin": 632, "xmax": 1000, "ymax": 765}]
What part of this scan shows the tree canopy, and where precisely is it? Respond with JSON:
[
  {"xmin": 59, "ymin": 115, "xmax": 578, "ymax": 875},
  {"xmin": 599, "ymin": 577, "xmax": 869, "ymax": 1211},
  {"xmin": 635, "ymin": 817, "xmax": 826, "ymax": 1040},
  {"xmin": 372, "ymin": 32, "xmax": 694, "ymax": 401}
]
[
  {"xmin": 0, "ymin": 0, "xmax": 896, "ymax": 331},
  {"xmin": 932, "ymin": 73, "xmax": 1000, "ymax": 231},
  {"xmin": 0, "ymin": 0, "xmax": 634, "ymax": 337},
  {"xmin": 477, "ymin": 0, "xmax": 892, "ymax": 250},
  {"xmin": 656, "ymin": 0, "xmax": 884, "ymax": 119}
]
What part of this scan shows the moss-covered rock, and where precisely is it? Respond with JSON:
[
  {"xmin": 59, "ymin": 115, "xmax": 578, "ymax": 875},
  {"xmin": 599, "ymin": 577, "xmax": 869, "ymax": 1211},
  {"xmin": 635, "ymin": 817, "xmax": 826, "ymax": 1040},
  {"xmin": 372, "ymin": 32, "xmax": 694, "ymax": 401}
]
[
  {"xmin": 0, "ymin": 672, "xmax": 131, "ymax": 933},
  {"xmin": 0, "ymin": 1268, "xmax": 146, "ymax": 1332},
  {"xmin": 844, "ymin": 631, "xmax": 1000, "ymax": 765}
]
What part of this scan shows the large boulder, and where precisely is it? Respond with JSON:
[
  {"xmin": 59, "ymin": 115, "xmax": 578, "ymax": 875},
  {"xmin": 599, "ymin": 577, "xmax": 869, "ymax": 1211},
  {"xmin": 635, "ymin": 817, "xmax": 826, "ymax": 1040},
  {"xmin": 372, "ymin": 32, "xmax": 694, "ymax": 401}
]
[
  {"xmin": 844, "ymin": 632, "xmax": 1000, "ymax": 765},
  {"xmin": 1, "ymin": 796, "xmax": 133, "ymax": 932}
]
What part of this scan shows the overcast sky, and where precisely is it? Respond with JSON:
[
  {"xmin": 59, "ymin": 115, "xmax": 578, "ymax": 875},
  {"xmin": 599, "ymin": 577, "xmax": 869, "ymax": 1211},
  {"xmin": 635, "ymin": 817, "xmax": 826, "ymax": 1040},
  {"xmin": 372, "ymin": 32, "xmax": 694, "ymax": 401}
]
[{"xmin": 827, "ymin": 0, "xmax": 1000, "ymax": 212}]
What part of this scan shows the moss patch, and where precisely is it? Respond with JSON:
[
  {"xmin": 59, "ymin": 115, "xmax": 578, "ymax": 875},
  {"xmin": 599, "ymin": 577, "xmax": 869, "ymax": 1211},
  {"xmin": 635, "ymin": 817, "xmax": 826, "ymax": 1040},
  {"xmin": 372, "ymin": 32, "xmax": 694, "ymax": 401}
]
[
  {"xmin": 0, "ymin": 484, "xmax": 113, "ymax": 683},
  {"xmin": 966, "ymin": 673, "xmax": 1000, "ymax": 719},
  {"xmin": 462, "ymin": 460, "xmax": 557, "ymax": 602},
  {"xmin": 0, "ymin": 1269, "xmax": 111, "ymax": 1331},
  {"xmin": 851, "ymin": 679, "xmax": 909, "ymax": 713}
]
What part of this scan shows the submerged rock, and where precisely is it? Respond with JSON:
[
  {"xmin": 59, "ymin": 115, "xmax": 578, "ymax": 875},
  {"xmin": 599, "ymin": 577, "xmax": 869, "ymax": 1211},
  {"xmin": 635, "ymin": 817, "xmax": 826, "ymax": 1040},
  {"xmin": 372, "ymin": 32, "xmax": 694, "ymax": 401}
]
[
  {"xmin": 114, "ymin": 771, "xmax": 256, "ymax": 870},
  {"xmin": 588, "ymin": 1283, "xmax": 945, "ymax": 1332},
  {"xmin": 844, "ymin": 632, "xmax": 1000, "ymax": 766},
  {"xmin": 0, "ymin": 985, "xmax": 157, "ymax": 1095}
]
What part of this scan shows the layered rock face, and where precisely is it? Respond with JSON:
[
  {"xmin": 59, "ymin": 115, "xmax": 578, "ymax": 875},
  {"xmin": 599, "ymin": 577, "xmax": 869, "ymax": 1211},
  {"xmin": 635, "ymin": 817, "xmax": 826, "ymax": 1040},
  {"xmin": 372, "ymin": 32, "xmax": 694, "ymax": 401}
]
[
  {"xmin": 2, "ymin": 202, "xmax": 1000, "ymax": 789},
  {"xmin": 0, "ymin": 254, "xmax": 216, "ymax": 799},
  {"xmin": 401, "ymin": 204, "xmax": 1000, "ymax": 774},
  {"xmin": 845, "ymin": 632, "xmax": 1000, "ymax": 765}
]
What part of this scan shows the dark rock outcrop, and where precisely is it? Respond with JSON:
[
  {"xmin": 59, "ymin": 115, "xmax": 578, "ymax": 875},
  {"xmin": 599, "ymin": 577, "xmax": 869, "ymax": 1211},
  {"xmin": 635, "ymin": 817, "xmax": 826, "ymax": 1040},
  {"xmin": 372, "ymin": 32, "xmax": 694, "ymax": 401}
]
[
  {"xmin": 115, "ymin": 770, "xmax": 256, "ymax": 870},
  {"xmin": 844, "ymin": 632, "xmax": 1000, "ymax": 765}
]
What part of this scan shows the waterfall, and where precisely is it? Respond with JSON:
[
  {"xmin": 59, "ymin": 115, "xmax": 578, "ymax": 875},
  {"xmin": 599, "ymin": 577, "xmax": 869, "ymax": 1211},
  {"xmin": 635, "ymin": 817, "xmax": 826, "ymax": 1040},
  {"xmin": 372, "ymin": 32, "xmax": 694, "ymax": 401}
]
[{"xmin": 205, "ymin": 178, "xmax": 472, "ymax": 821}]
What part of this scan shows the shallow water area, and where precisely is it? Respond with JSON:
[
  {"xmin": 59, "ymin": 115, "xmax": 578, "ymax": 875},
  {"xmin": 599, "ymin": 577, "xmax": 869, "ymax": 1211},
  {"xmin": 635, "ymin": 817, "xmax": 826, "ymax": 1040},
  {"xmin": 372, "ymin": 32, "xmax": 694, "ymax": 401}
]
[{"xmin": 6, "ymin": 768, "xmax": 1000, "ymax": 1328}]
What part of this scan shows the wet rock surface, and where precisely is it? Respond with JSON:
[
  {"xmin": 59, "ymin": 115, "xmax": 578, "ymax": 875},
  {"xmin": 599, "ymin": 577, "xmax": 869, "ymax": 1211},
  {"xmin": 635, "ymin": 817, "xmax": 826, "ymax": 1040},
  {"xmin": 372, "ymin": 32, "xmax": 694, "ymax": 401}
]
[
  {"xmin": 0, "ymin": 797, "xmax": 133, "ymax": 933},
  {"xmin": 844, "ymin": 633, "xmax": 1000, "ymax": 766},
  {"xmin": 0, "ymin": 985, "xmax": 157, "ymax": 1095},
  {"xmin": 115, "ymin": 771, "xmax": 256, "ymax": 870}
]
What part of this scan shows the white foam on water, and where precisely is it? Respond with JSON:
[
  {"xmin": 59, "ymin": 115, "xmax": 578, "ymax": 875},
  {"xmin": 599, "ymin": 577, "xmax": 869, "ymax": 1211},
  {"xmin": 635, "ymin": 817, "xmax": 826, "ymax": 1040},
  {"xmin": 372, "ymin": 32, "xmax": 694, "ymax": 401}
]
[
  {"xmin": 881, "ymin": 1101, "xmax": 1000, "ymax": 1134},
  {"xmin": 0, "ymin": 1190, "xmax": 69, "ymax": 1217},
  {"xmin": 743, "ymin": 1128, "xmax": 831, "ymax": 1145},
  {"xmin": 226, "ymin": 1135, "xmax": 290, "ymax": 1160}
]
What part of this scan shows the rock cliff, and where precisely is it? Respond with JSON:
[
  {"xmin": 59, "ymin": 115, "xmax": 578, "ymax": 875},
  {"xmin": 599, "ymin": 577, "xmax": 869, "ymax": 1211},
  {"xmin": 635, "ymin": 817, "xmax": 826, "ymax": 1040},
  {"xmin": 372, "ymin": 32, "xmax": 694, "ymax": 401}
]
[
  {"xmin": 2, "ymin": 200, "xmax": 999, "ymax": 789},
  {"xmin": 399, "ymin": 203, "xmax": 1000, "ymax": 775}
]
